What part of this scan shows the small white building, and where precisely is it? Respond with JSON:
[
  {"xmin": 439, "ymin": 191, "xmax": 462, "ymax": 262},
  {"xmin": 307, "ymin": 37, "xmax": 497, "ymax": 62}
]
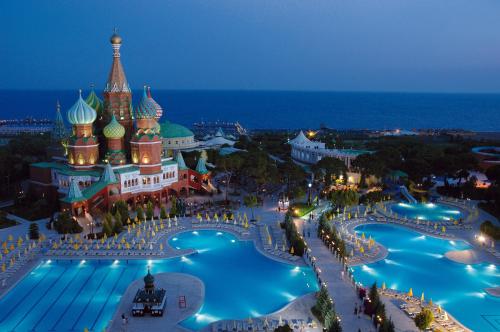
[{"xmin": 288, "ymin": 131, "xmax": 368, "ymax": 168}]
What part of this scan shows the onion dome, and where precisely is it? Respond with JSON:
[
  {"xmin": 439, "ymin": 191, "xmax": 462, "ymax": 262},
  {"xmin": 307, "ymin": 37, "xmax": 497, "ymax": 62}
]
[
  {"xmin": 147, "ymin": 87, "xmax": 163, "ymax": 119},
  {"xmin": 160, "ymin": 120, "xmax": 194, "ymax": 139},
  {"xmin": 134, "ymin": 86, "xmax": 157, "ymax": 119},
  {"xmin": 103, "ymin": 114, "xmax": 125, "ymax": 139},
  {"xmin": 85, "ymin": 87, "xmax": 103, "ymax": 115},
  {"xmin": 144, "ymin": 268, "xmax": 155, "ymax": 289},
  {"xmin": 110, "ymin": 30, "xmax": 122, "ymax": 44},
  {"xmin": 67, "ymin": 90, "xmax": 97, "ymax": 125}
]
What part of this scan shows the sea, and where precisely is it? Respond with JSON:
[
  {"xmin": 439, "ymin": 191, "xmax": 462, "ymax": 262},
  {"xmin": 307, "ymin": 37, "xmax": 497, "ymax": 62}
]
[{"xmin": 1, "ymin": 90, "xmax": 500, "ymax": 131}]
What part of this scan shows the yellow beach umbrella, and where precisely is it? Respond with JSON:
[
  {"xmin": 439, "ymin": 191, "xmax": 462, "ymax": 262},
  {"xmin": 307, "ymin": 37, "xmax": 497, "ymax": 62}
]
[
  {"xmin": 420, "ymin": 292, "xmax": 425, "ymax": 303},
  {"xmin": 290, "ymin": 246, "xmax": 295, "ymax": 255},
  {"xmin": 437, "ymin": 304, "xmax": 442, "ymax": 314},
  {"xmin": 428, "ymin": 298, "xmax": 433, "ymax": 307},
  {"xmin": 408, "ymin": 288, "xmax": 413, "ymax": 297},
  {"xmin": 441, "ymin": 226, "xmax": 446, "ymax": 233},
  {"xmin": 382, "ymin": 282, "xmax": 386, "ymax": 290}
]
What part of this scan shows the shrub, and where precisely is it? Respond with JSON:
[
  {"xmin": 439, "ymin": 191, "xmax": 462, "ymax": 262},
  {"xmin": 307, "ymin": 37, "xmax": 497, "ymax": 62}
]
[
  {"xmin": 274, "ymin": 324, "xmax": 292, "ymax": 332},
  {"xmin": 414, "ymin": 308, "xmax": 434, "ymax": 331},
  {"xmin": 113, "ymin": 212, "xmax": 123, "ymax": 235},
  {"xmin": 53, "ymin": 211, "xmax": 83, "ymax": 234}
]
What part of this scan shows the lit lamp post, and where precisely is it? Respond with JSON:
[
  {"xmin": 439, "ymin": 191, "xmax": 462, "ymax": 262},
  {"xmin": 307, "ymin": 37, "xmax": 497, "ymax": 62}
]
[{"xmin": 307, "ymin": 182, "xmax": 312, "ymax": 206}]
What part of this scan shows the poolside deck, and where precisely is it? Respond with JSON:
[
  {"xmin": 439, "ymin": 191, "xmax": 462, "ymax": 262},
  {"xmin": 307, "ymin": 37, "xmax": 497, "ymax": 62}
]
[{"xmin": 108, "ymin": 272, "xmax": 204, "ymax": 332}]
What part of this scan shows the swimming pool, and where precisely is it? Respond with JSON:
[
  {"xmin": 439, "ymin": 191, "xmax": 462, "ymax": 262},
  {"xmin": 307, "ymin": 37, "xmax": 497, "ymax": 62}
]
[
  {"xmin": 352, "ymin": 224, "xmax": 500, "ymax": 332},
  {"xmin": 0, "ymin": 230, "xmax": 318, "ymax": 331},
  {"xmin": 391, "ymin": 202, "xmax": 462, "ymax": 222}
]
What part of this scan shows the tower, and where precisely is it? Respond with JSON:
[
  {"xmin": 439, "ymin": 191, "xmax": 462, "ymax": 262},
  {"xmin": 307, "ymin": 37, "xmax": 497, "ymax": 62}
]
[
  {"xmin": 101, "ymin": 30, "xmax": 133, "ymax": 156},
  {"xmin": 130, "ymin": 86, "xmax": 162, "ymax": 175},
  {"xmin": 147, "ymin": 86, "xmax": 163, "ymax": 120},
  {"xmin": 52, "ymin": 100, "xmax": 67, "ymax": 141},
  {"xmin": 103, "ymin": 114, "xmax": 126, "ymax": 165},
  {"xmin": 66, "ymin": 90, "xmax": 99, "ymax": 168}
]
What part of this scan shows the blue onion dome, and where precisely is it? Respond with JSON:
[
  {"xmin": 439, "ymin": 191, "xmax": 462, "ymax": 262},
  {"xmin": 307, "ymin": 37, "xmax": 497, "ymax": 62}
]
[
  {"xmin": 147, "ymin": 87, "xmax": 163, "ymax": 120},
  {"xmin": 103, "ymin": 114, "xmax": 125, "ymax": 139},
  {"xmin": 85, "ymin": 87, "xmax": 103, "ymax": 115},
  {"xmin": 134, "ymin": 86, "xmax": 157, "ymax": 119},
  {"xmin": 67, "ymin": 90, "xmax": 97, "ymax": 125}
]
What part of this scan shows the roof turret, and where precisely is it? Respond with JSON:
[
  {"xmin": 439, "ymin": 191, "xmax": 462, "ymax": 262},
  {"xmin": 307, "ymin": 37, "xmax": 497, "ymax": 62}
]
[
  {"xmin": 103, "ymin": 114, "xmax": 125, "ymax": 139},
  {"xmin": 195, "ymin": 155, "xmax": 209, "ymax": 175},
  {"xmin": 147, "ymin": 87, "xmax": 163, "ymax": 120},
  {"xmin": 101, "ymin": 163, "xmax": 117, "ymax": 183},
  {"xmin": 176, "ymin": 151, "xmax": 188, "ymax": 170},
  {"xmin": 66, "ymin": 179, "xmax": 83, "ymax": 202},
  {"xmin": 85, "ymin": 86, "xmax": 103, "ymax": 115},
  {"xmin": 134, "ymin": 86, "xmax": 157, "ymax": 119},
  {"xmin": 52, "ymin": 100, "xmax": 67, "ymax": 140},
  {"xmin": 67, "ymin": 90, "xmax": 97, "ymax": 125}
]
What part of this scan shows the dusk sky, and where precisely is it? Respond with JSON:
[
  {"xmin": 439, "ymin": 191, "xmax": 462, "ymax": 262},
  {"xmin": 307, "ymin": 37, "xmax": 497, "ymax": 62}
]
[{"xmin": 1, "ymin": 0, "xmax": 500, "ymax": 92}]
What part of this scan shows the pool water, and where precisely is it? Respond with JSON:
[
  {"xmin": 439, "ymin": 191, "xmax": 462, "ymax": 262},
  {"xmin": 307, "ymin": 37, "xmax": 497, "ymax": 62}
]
[
  {"xmin": 391, "ymin": 202, "xmax": 462, "ymax": 222},
  {"xmin": 352, "ymin": 224, "xmax": 500, "ymax": 332},
  {"xmin": 0, "ymin": 230, "xmax": 318, "ymax": 331}
]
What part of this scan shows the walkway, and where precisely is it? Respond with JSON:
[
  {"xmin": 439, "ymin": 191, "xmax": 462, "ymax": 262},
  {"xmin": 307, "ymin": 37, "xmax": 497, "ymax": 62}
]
[{"xmin": 296, "ymin": 204, "xmax": 417, "ymax": 332}]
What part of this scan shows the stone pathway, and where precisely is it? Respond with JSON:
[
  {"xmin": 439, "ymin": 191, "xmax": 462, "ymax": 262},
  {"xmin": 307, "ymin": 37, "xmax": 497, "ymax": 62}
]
[{"xmin": 296, "ymin": 205, "xmax": 417, "ymax": 332}]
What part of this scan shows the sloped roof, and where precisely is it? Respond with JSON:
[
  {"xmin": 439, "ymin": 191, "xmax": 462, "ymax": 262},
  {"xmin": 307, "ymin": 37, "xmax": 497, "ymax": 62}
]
[
  {"xmin": 101, "ymin": 163, "xmax": 118, "ymax": 183},
  {"xmin": 288, "ymin": 131, "xmax": 311, "ymax": 145},
  {"xmin": 176, "ymin": 152, "xmax": 188, "ymax": 170},
  {"xmin": 195, "ymin": 156, "xmax": 209, "ymax": 175}
]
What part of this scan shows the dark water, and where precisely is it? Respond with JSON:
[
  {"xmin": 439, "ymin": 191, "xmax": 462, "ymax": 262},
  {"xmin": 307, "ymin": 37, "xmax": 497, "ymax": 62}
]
[{"xmin": 1, "ymin": 90, "xmax": 499, "ymax": 131}]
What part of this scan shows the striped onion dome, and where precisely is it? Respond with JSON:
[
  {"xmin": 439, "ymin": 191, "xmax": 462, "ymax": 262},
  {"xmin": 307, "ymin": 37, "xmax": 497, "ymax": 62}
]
[
  {"xmin": 67, "ymin": 90, "xmax": 97, "ymax": 125},
  {"xmin": 134, "ymin": 86, "xmax": 156, "ymax": 119},
  {"xmin": 103, "ymin": 114, "xmax": 125, "ymax": 139},
  {"xmin": 85, "ymin": 88, "xmax": 103, "ymax": 115},
  {"xmin": 147, "ymin": 87, "xmax": 163, "ymax": 120}
]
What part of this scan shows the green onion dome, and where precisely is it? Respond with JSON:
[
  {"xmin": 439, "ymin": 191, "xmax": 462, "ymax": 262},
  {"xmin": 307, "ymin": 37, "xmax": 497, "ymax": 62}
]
[
  {"xmin": 134, "ymin": 86, "xmax": 157, "ymax": 119},
  {"xmin": 67, "ymin": 90, "xmax": 97, "ymax": 125},
  {"xmin": 85, "ymin": 89, "xmax": 103, "ymax": 115},
  {"xmin": 160, "ymin": 120, "xmax": 194, "ymax": 139},
  {"xmin": 103, "ymin": 114, "xmax": 125, "ymax": 139}
]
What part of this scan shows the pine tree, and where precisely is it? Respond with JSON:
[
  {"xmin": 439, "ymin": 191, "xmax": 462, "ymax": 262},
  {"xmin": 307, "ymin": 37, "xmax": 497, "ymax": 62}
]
[
  {"xmin": 102, "ymin": 218, "xmax": 113, "ymax": 236},
  {"xmin": 136, "ymin": 206, "xmax": 144, "ymax": 221},
  {"xmin": 113, "ymin": 211, "xmax": 123, "ymax": 234},
  {"xmin": 170, "ymin": 196, "xmax": 178, "ymax": 216},
  {"xmin": 146, "ymin": 201, "xmax": 154, "ymax": 220},
  {"xmin": 160, "ymin": 206, "xmax": 167, "ymax": 219}
]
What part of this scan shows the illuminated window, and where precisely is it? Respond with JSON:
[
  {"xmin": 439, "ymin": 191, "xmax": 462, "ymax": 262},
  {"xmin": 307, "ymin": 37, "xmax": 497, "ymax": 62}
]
[{"xmin": 77, "ymin": 154, "xmax": 85, "ymax": 165}]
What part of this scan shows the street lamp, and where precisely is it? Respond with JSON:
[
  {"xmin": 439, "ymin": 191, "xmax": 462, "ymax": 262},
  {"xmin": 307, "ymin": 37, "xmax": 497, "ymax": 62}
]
[{"xmin": 307, "ymin": 183, "xmax": 312, "ymax": 205}]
